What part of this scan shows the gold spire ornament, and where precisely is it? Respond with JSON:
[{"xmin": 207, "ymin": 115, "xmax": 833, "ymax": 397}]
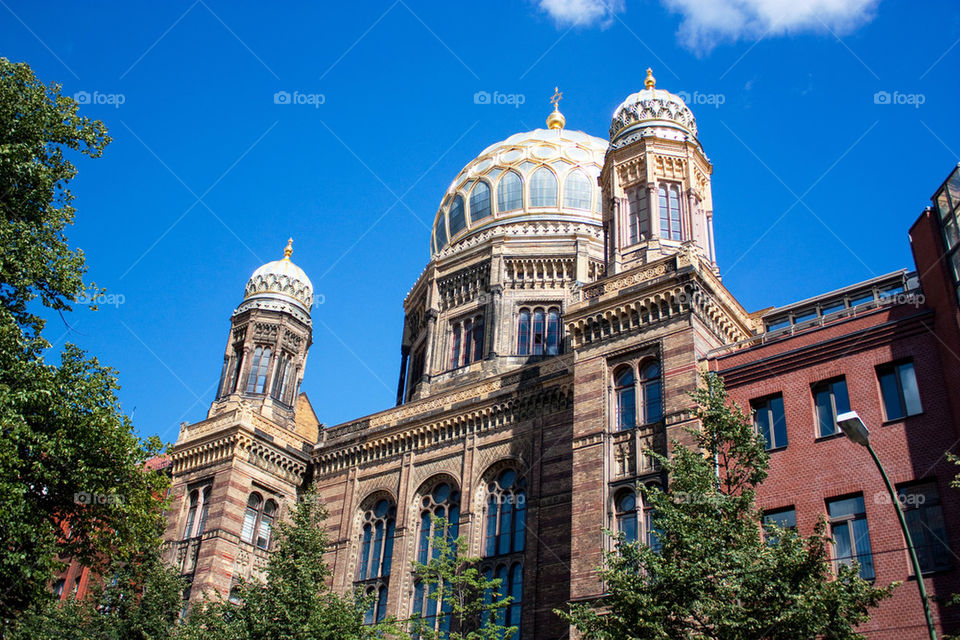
[
  {"xmin": 644, "ymin": 68, "xmax": 656, "ymax": 90},
  {"xmin": 546, "ymin": 86, "xmax": 566, "ymax": 130},
  {"xmin": 283, "ymin": 237, "xmax": 293, "ymax": 260}
]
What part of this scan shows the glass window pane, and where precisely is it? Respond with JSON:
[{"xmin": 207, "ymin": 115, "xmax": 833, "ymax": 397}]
[
  {"xmin": 241, "ymin": 508, "xmax": 257, "ymax": 543},
  {"xmin": 563, "ymin": 171, "xmax": 593, "ymax": 210},
  {"xmin": 899, "ymin": 362, "xmax": 922, "ymax": 416},
  {"xmin": 486, "ymin": 498, "xmax": 498, "ymax": 557},
  {"xmin": 448, "ymin": 195, "xmax": 466, "ymax": 237},
  {"xmin": 755, "ymin": 402, "xmax": 772, "ymax": 449},
  {"xmin": 545, "ymin": 309, "xmax": 560, "ymax": 356},
  {"xmin": 470, "ymin": 181, "xmax": 491, "ymax": 221},
  {"xmin": 513, "ymin": 495, "xmax": 526, "ymax": 553},
  {"xmin": 498, "ymin": 172, "xmax": 523, "ymax": 212},
  {"xmin": 643, "ymin": 379, "xmax": 662, "ymax": 424},
  {"xmin": 851, "ymin": 517, "xmax": 874, "ymax": 579},
  {"xmin": 771, "ymin": 395, "xmax": 787, "ymax": 448},
  {"xmin": 532, "ymin": 309, "xmax": 545, "ymax": 356},
  {"xmin": 530, "ymin": 168, "xmax": 558, "ymax": 207},
  {"xmin": 832, "ymin": 379, "xmax": 850, "ymax": 414},
  {"xmin": 815, "ymin": 386, "xmax": 836, "ymax": 437},
  {"xmin": 517, "ymin": 310, "xmax": 530, "ymax": 355},
  {"xmin": 878, "ymin": 368, "xmax": 904, "ymax": 420},
  {"xmin": 618, "ymin": 387, "xmax": 636, "ymax": 431}
]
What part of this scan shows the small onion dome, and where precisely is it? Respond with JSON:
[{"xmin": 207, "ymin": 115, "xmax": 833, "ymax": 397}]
[
  {"xmin": 236, "ymin": 238, "xmax": 314, "ymax": 321},
  {"xmin": 609, "ymin": 67, "xmax": 698, "ymax": 143}
]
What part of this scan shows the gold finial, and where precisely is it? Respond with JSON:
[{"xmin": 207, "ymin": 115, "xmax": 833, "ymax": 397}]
[
  {"xmin": 644, "ymin": 68, "xmax": 656, "ymax": 90},
  {"xmin": 283, "ymin": 237, "xmax": 293, "ymax": 260},
  {"xmin": 546, "ymin": 86, "xmax": 566, "ymax": 130}
]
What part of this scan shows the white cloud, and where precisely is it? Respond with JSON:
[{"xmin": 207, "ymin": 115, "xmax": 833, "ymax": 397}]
[
  {"xmin": 537, "ymin": 0, "xmax": 625, "ymax": 27},
  {"xmin": 661, "ymin": 0, "xmax": 880, "ymax": 52}
]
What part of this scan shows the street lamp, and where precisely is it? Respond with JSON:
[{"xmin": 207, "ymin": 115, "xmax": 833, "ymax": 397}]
[{"xmin": 836, "ymin": 411, "xmax": 937, "ymax": 640}]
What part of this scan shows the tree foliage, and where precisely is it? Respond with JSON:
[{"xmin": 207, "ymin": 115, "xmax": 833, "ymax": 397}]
[
  {"xmin": 0, "ymin": 57, "xmax": 169, "ymax": 630},
  {"xmin": 179, "ymin": 487, "xmax": 381, "ymax": 640},
  {"xmin": 560, "ymin": 372, "xmax": 895, "ymax": 640},
  {"xmin": 409, "ymin": 516, "xmax": 516, "ymax": 640}
]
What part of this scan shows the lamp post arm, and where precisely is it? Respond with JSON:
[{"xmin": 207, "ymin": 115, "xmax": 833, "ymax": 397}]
[{"xmin": 865, "ymin": 442, "xmax": 937, "ymax": 640}]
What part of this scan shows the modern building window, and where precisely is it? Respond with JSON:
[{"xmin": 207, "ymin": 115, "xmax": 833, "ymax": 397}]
[
  {"xmin": 615, "ymin": 489, "xmax": 638, "ymax": 543},
  {"xmin": 563, "ymin": 170, "xmax": 593, "ymax": 210},
  {"xmin": 899, "ymin": 482, "xmax": 951, "ymax": 574},
  {"xmin": 658, "ymin": 183, "xmax": 682, "ymax": 241},
  {"xmin": 530, "ymin": 167, "xmax": 558, "ymax": 208},
  {"xmin": 245, "ymin": 346, "xmax": 272, "ymax": 394},
  {"xmin": 877, "ymin": 361, "xmax": 922, "ymax": 420},
  {"xmin": 934, "ymin": 167, "xmax": 960, "ymax": 303},
  {"xmin": 614, "ymin": 366, "xmax": 636, "ymax": 431},
  {"xmin": 448, "ymin": 195, "xmax": 466, "ymax": 238},
  {"xmin": 183, "ymin": 486, "xmax": 210, "ymax": 539},
  {"xmin": 813, "ymin": 377, "xmax": 850, "ymax": 438},
  {"xmin": 626, "ymin": 186, "xmax": 649, "ymax": 245},
  {"xmin": 497, "ymin": 171, "xmax": 523, "ymax": 212},
  {"xmin": 417, "ymin": 481, "xmax": 461, "ymax": 564},
  {"xmin": 484, "ymin": 469, "xmax": 527, "ymax": 557},
  {"xmin": 752, "ymin": 394, "xmax": 787, "ymax": 450},
  {"xmin": 827, "ymin": 495, "xmax": 874, "ymax": 580},
  {"xmin": 450, "ymin": 313, "xmax": 484, "ymax": 369},
  {"xmin": 640, "ymin": 360, "xmax": 663, "ymax": 424},
  {"xmin": 762, "ymin": 507, "xmax": 796, "ymax": 544},
  {"xmin": 240, "ymin": 492, "xmax": 277, "ymax": 550},
  {"xmin": 516, "ymin": 306, "xmax": 562, "ymax": 356},
  {"xmin": 470, "ymin": 181, "xmax": 491, "ymax": 221}
]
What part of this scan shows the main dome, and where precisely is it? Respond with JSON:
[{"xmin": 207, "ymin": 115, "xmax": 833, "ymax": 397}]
[
  {"xmin": 237, "ymin": 239, "xmax": 314, "ymax": 321},
  {"xmin": 431, "ymin": 127, "xmax": 608, "ymax": 258},
  {"xmin": 609, "ymin": 68, "xmax": 697, "ymax": 145}
]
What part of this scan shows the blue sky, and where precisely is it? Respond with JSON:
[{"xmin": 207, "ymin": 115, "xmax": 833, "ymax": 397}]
[{"xmin": 2, "ymin": 0, "xmax": 958, "ymax": 441}]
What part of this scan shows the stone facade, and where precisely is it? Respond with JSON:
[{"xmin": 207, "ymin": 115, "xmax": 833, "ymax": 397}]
[{"xmin": 162, "ymin": 83, "xmax": 960, "ymax": 639}]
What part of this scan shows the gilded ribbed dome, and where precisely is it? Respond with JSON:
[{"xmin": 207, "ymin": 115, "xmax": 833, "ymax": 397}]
[
  {"xmin": 237, "ymin": 239, "xmax": 314, "ymax": 320},
  {"xmin": 431, "ymin": 127, "xmax": 608, "ymax": 258},
  {"xmin": 609, "ymin": 68, "xmax": 698, "ymax": 144}
]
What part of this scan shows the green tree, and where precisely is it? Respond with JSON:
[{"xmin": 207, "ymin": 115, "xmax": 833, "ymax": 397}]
[
  {"xmin": 0, "ymin": 57, "xmax": 169, "ymax": 630},
  {"xmin": 409, "ymin": 516, "xmax": 516, "ymax": 640},
  {"xmin": 560, "ymin": 373, "xmax": 895, "ymax": 640},
  {"xmin": 10, "ymin": 544, "xmax": 185, "ymax": 640},
  {"xmin": 179, "ymin": 487, "xmax": 381, "ymax": 640}
]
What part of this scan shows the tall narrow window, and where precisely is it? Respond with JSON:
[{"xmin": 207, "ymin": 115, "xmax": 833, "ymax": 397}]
[
  {"xmin": 530, "ymin": 168, "xmax": 558, "ymax": 207},
  {"xmin": 517, "ymin": 309, "xmax": 531, "ymax": 355},
  {"xmin": 531, "ymin": 308, "xmax": 545, "ymax": 355},
  {"xmin": 241, "ymin": 493, "xmax": 262, "ymax": 544},
  {"xmin": 417, "ymin": 481, "xmax": 461, "ymax": 564},
  {"xmin": 877, "ymin": 361, "xmax": 922, "ymax": 420},
  {"xmin": 752, "ymin": 394, "xmax": 787, "ymax": 450},
  {"xmin": 448, "ymin": 195, "xmax": 466, "ymax": 237},
  {"xmin": 470, "ymin": 181, "xmax": 491, "ymax": 221},
  {"xmin": 228, "ymin": 348, "xmax": 242, "ymax": 395},
  {"xmin": 271, "ymin": 353, "xmax": 293, "ymax": 404},
  {"xmin": 245, "ymin": 347, "xmax": 271, "ymax": 394},
  {"xmin": 813, "ymin": 377, "xmax": 850, "ymax": 437},
  {"xmin": 240, "ymin": 492, "xmax": 277, "ymax": 550},
  {"xmin": 899, "ymin": 482, "xmax": 951, "ymax": 574},
  {"xmin": 827, "ymin": 495, "xmax": 874, "ymax": 580},
  {"xmin": 498, "ymin": 171, "xmax": 523, "ymax": 212},
  {"xmin": 614, "ymin": 366, "xmax": 636, "ymax": 431},
  {"xmin": 450, "ymin": 314, "xmax": 485, "ymax": 369},
  {"xmin": 658, "ymin": 184, "xmax": 682, "ymax": 241},
  {"xmin": 484, "ymin": 469, "xmax": 527, "ymax": 557},
  {"xmin": 184, "ymin": 490, "xmax": 199, "ymax": 540},
  {"xmin": 564, "ymin": 170, "xmax": 593, "ymax": 210},
  {"xmin": 615, "ymin": 490, "xmax": 638, "ymax": 544},
  {"xmin": 450, "ymin": 323, "xmax": 462, "ymax": 370},
  {"xmin": 257, "ymin": 500, "xmax": 276, "ymax": 549},
  {"xmin": 545, "ymin": 308, "xmax": 561, "ymax": 355},
  {"xmin": 627, "ymin": 187, "xmax": 649, "ymax": 245},
  {"xmin": 196, "ymin": 487, "xmax": 209, "ymax": 536},
  {"xmin": 356, "ymin": 497, "xmax": 396, "ymax": 625},
  {"xmin": 472, "ymin": 314, "xmax": 485, "ymax": 362},
  {"xmin": 640, "ymin": 360, "xmax": 662, "ymax": 424},
  {"xmin": 435, "ymin": 215, "xmax": 447, "ymax": 250}
]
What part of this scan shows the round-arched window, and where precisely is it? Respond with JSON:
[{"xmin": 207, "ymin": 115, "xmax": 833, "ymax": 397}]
[
  {"xmin": 497, "ymin": 171, "xmax": 523, "ymax": 212},
  {"xmin": 530, "ymin": 167, "xmax": 558, "ymax": 207},
  {"xmin": 563, "ymin": 170, "xmax": 593, "ymax": 210},
  {"xmin": 484, "ymin": 469, "xmax": 527, "ymax": 557},
  {"xmin": 470, "ymin": 181, "xmax": 491, "ymax": 221}
]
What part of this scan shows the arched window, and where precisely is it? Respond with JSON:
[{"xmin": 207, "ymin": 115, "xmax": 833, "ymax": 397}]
[
  {"xmin": 245, "ymin": 347, "xmax": 272, "ymax": 394},
  {"xmin": 484, "ymin": 562, "xmax": 522, "ymax": 632},
  {"xmin": 563, "ymin": 170, "xmax": 593, "ymax": 210},
  {"xmin": 450, "ymin": 322, "xmax": 462, "ymax": 370},
  {"xmin": 364, "ymin": 584, "xmax": 389, "ymax": 625},
  {"xmin": 271, "ymin": 352, "xmax": 294, "ymax": 405},
  {"xmin": 412, "ymin": 580, "xmax": 452, "ymax": 634},
  {"xmin": 497, "ymin": 171, "xmax": 523, "ymax": 212},
  {"xmin": 627, "ymin": 187, "xmax": 649, "ymax": 245},
  {"xmin": 450, "ymin": 313, "xmax": 485, "ymax": 369},
  {"xmin": 615, "ymin": 489, "xmax": 638, "ymax": 543},
  {"xmin": 640, "ymin": 360, "xmax": 663, "ymax": 424},
  {"xmin": 448, "ymin": 195, "xmax": 466, "ymax": 237},
  {"xmin": 484, "ymin": 469, "xmax": 527, "ymax": 557},
  {"xmin": 658, "ymin": 184, "xmax": 682, "ymax": 241},
  {"xmin": 357, "ymin": 498, "xmax": 396, "ymax": 582},
  {"xmin": 530, "ymin": 167, "xmax": 558, "ymax": 207},
  {"xmin": 470, "ymin": 181, "xmax": 491, "ymax": 221},
  {"xmin": 435, "ymin": 214, "xmax": 448, "ymax": 249},
  {"xmin": 240, "ymin": 492, "xmax": 277, "ymax": 549},
  {"xmin": 517, "ymin": 306, "xmax": 561, "ymax": 356},
  {"xmin": 417, "ymin": 481, "xmax": 460, "ymax": 564},
  {"xmin": 183, "ymin": 486, "xmax": 210, "ymax": 539},
  {"xmin": 614, "ymin": 366, "xmax": 636, "ymax": 431}
]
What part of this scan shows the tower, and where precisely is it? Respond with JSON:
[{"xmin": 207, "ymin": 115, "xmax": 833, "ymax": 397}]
[
  {"xmin": 601, "ymin": 68, "xmax": 717, "ymax": 275},
  {"xmin": 163, "ymin": 240, "xmax": 319, "ymax": 606}
]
